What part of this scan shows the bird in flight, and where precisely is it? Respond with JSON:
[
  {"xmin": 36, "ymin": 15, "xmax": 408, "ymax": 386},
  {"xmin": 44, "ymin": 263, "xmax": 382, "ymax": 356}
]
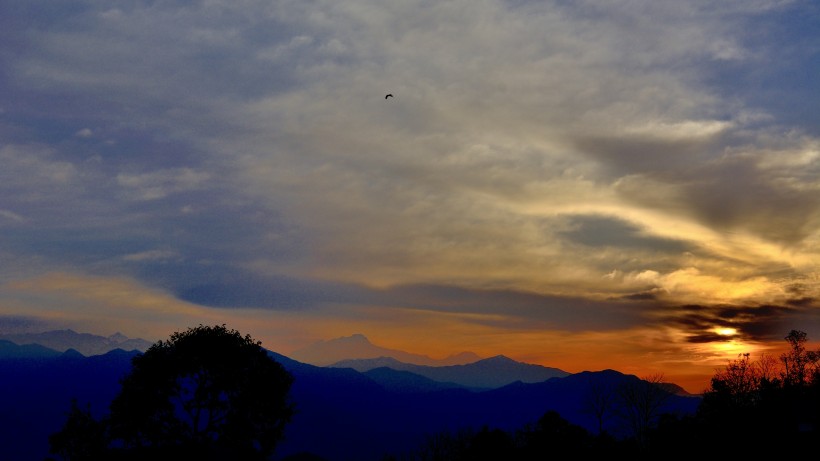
[{"xmin": 385, "ymin": 94, "xmax": 393, "ymax": 99}]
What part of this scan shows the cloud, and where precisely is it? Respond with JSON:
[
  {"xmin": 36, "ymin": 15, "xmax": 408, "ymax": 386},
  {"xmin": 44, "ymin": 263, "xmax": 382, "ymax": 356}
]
[
  {"xmin": 0, "ymin": 210, "xmax": 25, "ymax": 223},
  {"xmin": 0, "ymin": 315, "xmax": 56, "ymax": 335},
  {"xmin": 1, "ymin": 0, "xmax": 819, "ymax": 391},
  {"xmin": 2, "ymin": 1, "xmax": 816, "ymax": 291},
  {"xmin": 0, "ymin": 144, "xmax": 81, "ymax": 193},
  {"xmin": 116, "ymin": 168, "xmax": 211, "ymax": 201},
  {"xmin": 662, "ymin": 301, "xmax": 820, "ymax": 345},
  {"xmin": 122, "ymin": 249, "xmax": 179, "ymax": 262},
  {"xmin": 561, "ymin": 214, "xmax": 694, "ymax": 253}
]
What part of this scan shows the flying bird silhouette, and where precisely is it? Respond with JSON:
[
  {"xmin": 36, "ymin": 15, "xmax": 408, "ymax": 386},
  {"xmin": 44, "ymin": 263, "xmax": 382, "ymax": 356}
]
[{"xmin": 385, "ymin": 94, "xmax": 393, "ymax": 99}]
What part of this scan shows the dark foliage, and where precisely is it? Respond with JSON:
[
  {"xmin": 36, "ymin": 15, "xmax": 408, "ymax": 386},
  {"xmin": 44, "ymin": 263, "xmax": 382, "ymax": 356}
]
[
  {"xmin": 685, "ymin": 329, "xmax": 820, "ymax": 455},
  {"xmin": 637, "ymin": 329, "xmax": 820, "ymax": 456},
  {"xmin": 388, "ymin": 329, "xmax": 820, "ymax": 460},
  {"xmin": 48, "ymin": 400, "xmax": 108, "ymax": 461},
  {"xmin": 45, "ymin": 327, "xmax": 820, "ymax": 460},
  {"xmin": 388, "ymin": 411, "xmax": 625, "ymax": 461},
  {"xmin": 49, "ymin": 324, "xmax": 294, "ymax": 461}
]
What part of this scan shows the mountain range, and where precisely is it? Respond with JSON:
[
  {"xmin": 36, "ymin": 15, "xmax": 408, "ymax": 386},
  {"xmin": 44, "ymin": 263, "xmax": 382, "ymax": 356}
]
[
  {"xmin": 0, "ymin": 329, "xmax": 152, "ymax": 356},
  {"xmin": 332, "ymin": 355, "xmax": 570, "ymax": 389},
  {"xmin": 0, "ymin": 331, "xmax": 702, "ymax": 461},
  {"xmin": 0, "ymin": 343, "xmax": 136, "ymax": 461},
  {"xmin": 270, "ymin": 351, "xmax": 700, "ymax": 460}
]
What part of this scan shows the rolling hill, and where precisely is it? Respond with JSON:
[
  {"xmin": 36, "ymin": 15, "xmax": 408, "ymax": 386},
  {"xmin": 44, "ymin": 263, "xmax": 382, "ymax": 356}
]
[
  {"xmin": 0, "ymin": 337, "xmax": 701, "ymax": 461},
  {"xmin": 331, "ymin": 354, "xmax": 570, "ymax": 389}
]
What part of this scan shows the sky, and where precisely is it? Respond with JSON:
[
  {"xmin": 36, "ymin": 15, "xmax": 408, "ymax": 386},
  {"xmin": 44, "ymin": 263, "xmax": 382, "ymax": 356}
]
[{"xmin": 1, "ymin": 0, "xmax": 820, "ymax": 393}]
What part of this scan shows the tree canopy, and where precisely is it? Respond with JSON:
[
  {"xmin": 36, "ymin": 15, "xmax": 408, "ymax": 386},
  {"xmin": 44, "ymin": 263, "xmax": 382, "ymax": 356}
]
[{"xmin": 50, "ymin": 324, "xmax": 294, "ymax": 461}]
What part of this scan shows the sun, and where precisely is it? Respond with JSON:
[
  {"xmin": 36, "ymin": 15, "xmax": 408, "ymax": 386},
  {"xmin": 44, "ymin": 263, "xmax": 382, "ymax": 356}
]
[{"xmin": 716, "ymin": 327, "xmax": 737, "ymax": 336}]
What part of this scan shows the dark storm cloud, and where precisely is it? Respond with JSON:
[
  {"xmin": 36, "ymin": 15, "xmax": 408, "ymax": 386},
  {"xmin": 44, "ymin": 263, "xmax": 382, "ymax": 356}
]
[
  {"xmin": 571, "ymin": 130, "xmax": 727, "ymax": 178},
  {"xmin": 0, "ymin": 315, "xmax": 55, "ymax": 334},
  {"xmin": 1, "ymin": 0, "xmax": 820, "ymax": 384},
  {"xmin": 177, "ymin": 272, "xmax": 373, "ymax": 310},
  {"xmin": 175, "ymin": 272, "xmax": 649, "ymax": 332},
  {"xmin": 598, "ymin": 136, "xmax": 820, "ymax": 247},
  {"xmin": 679, "ymin": 157, "xmax": 820, "ymax": 245},
  {"xmin": 561, "ymin": 215, "xmax": 694, "ymax": 253},
  {"xmin": 621, "ymin": 292, "xmax": 658, "ymax": 301},
  {"xmin": 665, "ymin": 302, "xmax": 820, "ymax": 344},
  {"xmin": 381, "ymin": 284, "xmax": 650, "ymax": 331}
]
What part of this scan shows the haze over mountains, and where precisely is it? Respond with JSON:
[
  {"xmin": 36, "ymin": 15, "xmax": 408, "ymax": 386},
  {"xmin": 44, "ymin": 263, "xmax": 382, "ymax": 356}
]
[
  {"xmin": 0, "ymin": 329, "xmax": 152, "ymax": 356},
  {"xmin": 333, "ymin": 355, "xmax": 570, "ymax": 389},
  {"xmin": 290, "ymin": 333, "xmax": 482, "ymax": 366},
  {"xmin": 0, "ymin": 330, "xmax": 701, "ymax": 460}
]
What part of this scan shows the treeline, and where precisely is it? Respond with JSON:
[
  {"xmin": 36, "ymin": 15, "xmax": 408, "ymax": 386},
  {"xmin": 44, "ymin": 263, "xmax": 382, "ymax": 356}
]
[
  {"xmin": 385, "ymin": 329, "xmax": 820, "ymax": 460},
  {"xmin": 48, "ymin": 327, "xmax": 820, "ymax": 460},
  {"xmin": 48, "ymin": 325, "xmax": 294, "ymax": 461}
]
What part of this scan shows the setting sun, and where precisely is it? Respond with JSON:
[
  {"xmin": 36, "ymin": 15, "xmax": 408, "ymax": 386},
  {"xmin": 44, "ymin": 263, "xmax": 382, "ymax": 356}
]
[
  {"xmin": 716, "ymin": 327, "xmax": 738, "ymax": 336},
  {"xmin": 1, "ymin": 0, "xmax": 820, "ymax": 431}
]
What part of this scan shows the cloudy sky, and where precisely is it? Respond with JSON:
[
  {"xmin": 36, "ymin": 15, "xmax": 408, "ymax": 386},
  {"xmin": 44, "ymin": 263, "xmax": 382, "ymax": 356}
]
[{"xmin": 2, "ymin": 0, "xmax": 819, "ymax": 392}]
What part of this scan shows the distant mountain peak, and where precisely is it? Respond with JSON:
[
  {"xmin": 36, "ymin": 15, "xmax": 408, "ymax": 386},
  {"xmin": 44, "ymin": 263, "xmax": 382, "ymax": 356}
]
[
  {"xmin": 330, "ymin": 354, "xmax": 570, "ymax": 389},
  {"xmin": 0, "ymin": 329, "xmax": 152, "ymax": 356},
  {"xmin": 61, "ymin": 348, "xmax": 84, "ymax": 359},
  {"xmin": 483, "ymin": 355, "xmax": 515, "ymax": 363},
  {"xmin": 340, "ymin": 333, "xmax": 372, "ymax": 343},
  {"xmin": 108, "ymin": 332, "xmax": 129, "ymax": 343},
  {"xmin": 445, "ymin": 351, "xmax": 482, "ymax": 362},
  {"xmin": 290, "ymin": 334, "xmax": 481, "ymax": 367}
]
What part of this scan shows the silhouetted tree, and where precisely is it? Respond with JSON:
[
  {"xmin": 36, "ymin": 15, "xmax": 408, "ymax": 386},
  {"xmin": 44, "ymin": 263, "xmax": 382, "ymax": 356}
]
[
  {"xmin": 781, "ymin": 329, "xmax": 819, "ymax": 387},
  {"xmin": 411, "ymin": 428, "xmax": 475, "ymax": 461},
  {"xmin": 49, "ymin": 324, "xmax": 294, "ymax": 461},
  {"xmin": 615, "ymin": 373, "xmax": 673, "ymax": 448},
  {"xmin": 695, "ymin": 330, "xmax": 820, "ymax": 455},
  {"xmin": 641, "ymin": 412, "xmax": 704, "ymax": 457},
  {"xmin": 460, "ymin": 426, "xmax": 514, "ymax": 461},
  {"xmin": 581, "ymin": 375, "xmax": 617, "ymax": 434},
  {"xmin": 698, "ymin": 351, "xmax": 784, "ymax": 446},
  {"xmin": 48, "ymin": 400, "xmax": 107, "ymax": 461},
  {"xmin": 515, "ymin": 410, "xmax": 602, "ymax": 459},
  {"xmin": 703, "ymin": 353, "xmax": 764, "ymax": 410},
  {"xmin": 758, "ymin": 351, "xmax": 781, "ymax": 382}
]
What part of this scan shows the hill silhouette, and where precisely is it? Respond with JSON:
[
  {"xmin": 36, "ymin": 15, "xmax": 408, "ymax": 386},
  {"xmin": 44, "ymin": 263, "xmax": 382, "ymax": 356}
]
[
  {"xmin": 363, "ymin": 367, "xmax": 466, "ymax": 393},
  {"xmin": 0, "ymin": 344, "xmax": 137, "ymax": 461},
  {"xmin": 0, "ymin": 340, "xmax": 62, "ymax": 360},
  {"xmin": 332, "ymin": 355, "xmax": 570, "ymax": 389},
  {"xmin": 0, "ymin": 337, "xmax": 700, "ymax": 461},
  {"xmin": 269, "ymin": 351, "xmax": 699, "ymax": 460},
  {"xmin": 0, "ymin": 329, "xmax": 152, "ymax": 356}
]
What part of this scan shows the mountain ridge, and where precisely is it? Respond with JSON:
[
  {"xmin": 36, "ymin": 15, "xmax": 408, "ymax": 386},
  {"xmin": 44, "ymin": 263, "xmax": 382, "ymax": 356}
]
[
  {"xmin": 0, "ymin": 329, "xmax": 153, "ymax": 357},
  {"xmin": 0, "ymin": 340, "xmax": 62, "ymax": 360},
  {"xmin": 331, "ymin": 354, "xmax": 570, "ymax": 389},
  {"xmin": 0, "ymin": 340, "xmax": 701, "ymax": 461}
]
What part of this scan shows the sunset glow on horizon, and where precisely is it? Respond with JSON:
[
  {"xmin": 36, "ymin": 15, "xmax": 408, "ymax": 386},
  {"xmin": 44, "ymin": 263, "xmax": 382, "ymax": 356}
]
[{"xmin": 2, "ymin": 0, "xmax": 820, "ymax": 394}]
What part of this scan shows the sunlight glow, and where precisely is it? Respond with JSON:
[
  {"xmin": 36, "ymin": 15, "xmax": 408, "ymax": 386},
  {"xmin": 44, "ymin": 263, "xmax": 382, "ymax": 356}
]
[
  {"xmin": 716, "ymin": 327, "xmax": 737, "ymax": 336},
  {"xmin": 711, "ymin": 339, "xmax": 756, "ymax": 359}
]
